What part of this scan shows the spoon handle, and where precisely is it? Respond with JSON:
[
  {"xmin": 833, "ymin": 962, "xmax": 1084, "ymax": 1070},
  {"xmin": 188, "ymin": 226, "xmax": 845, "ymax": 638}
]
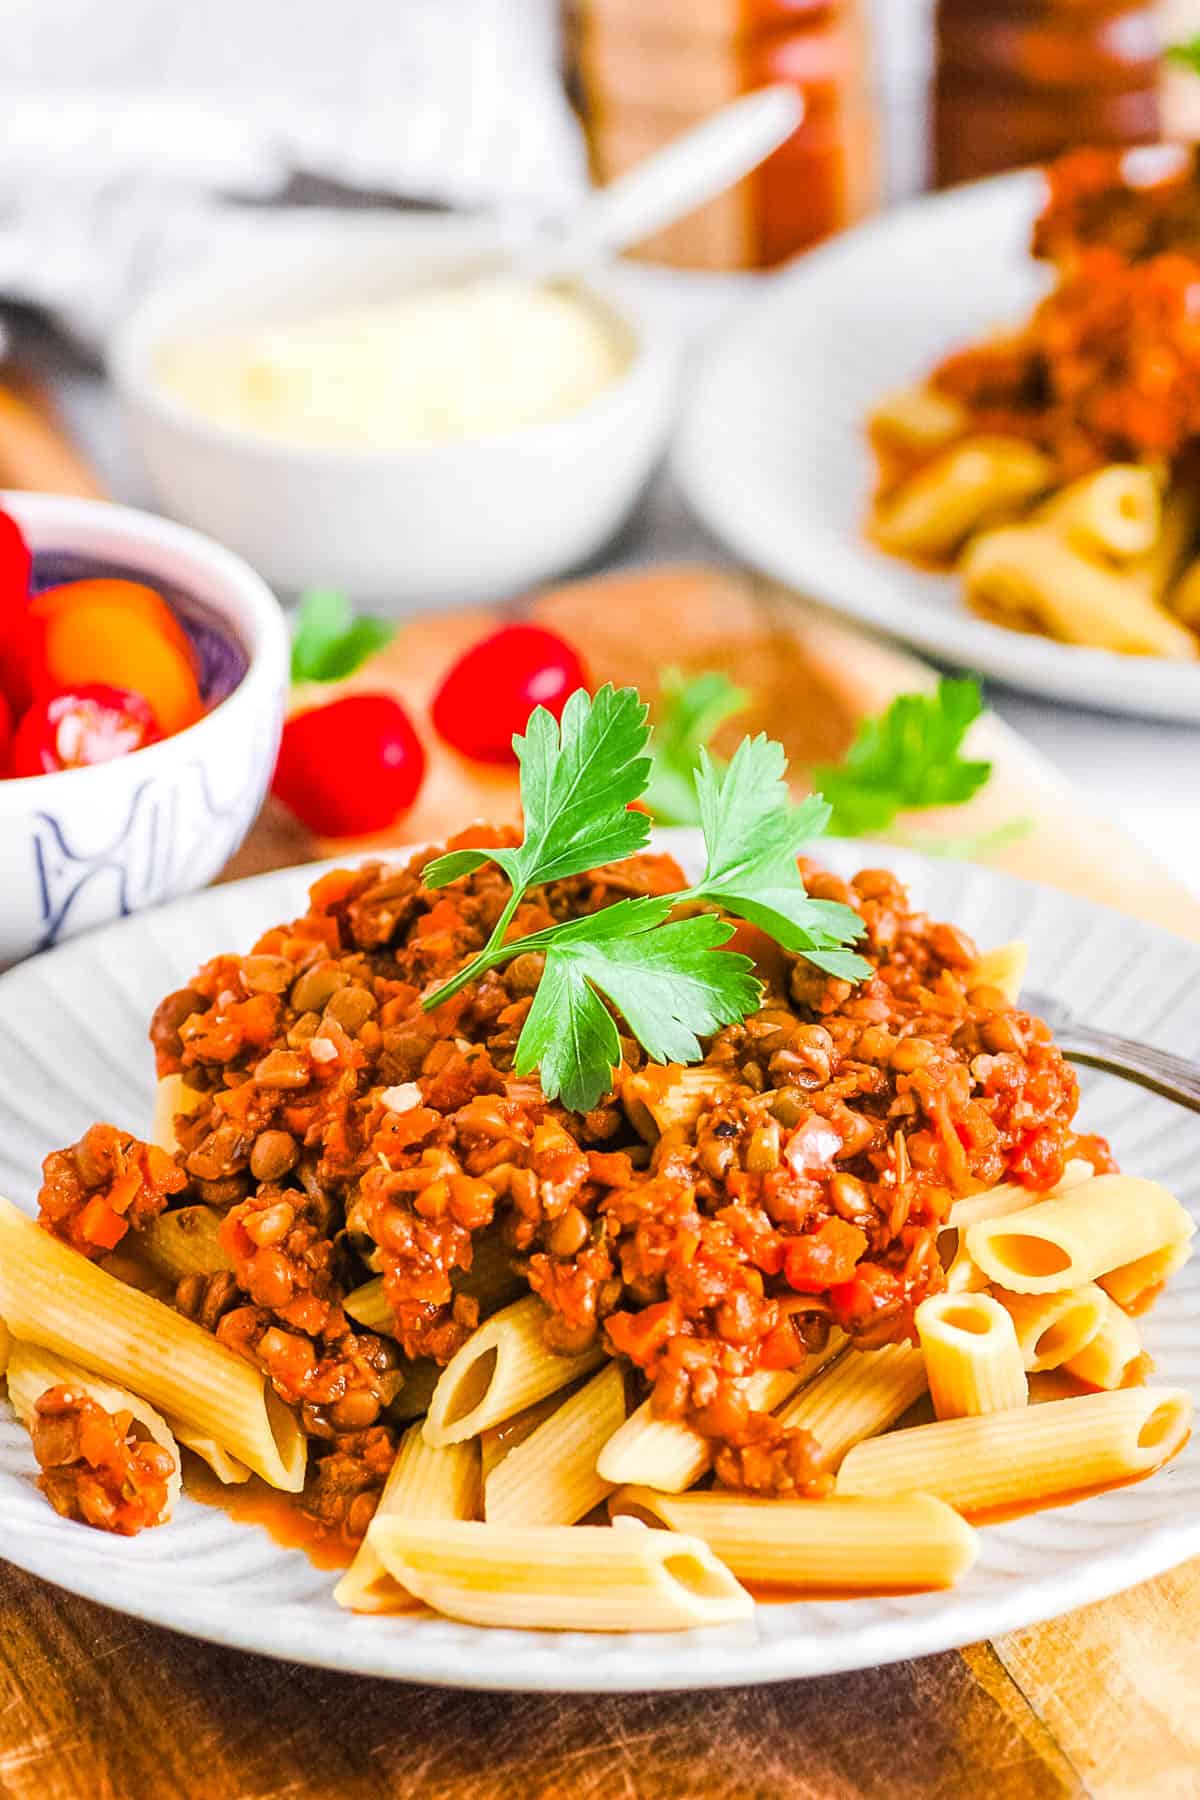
[
  {"xmin": 1057, "ymin": 1025, "xmax": 1200, "ymax": 1115},
  {"xmin": 523, "ymin": 86, "xmax": 805, "ymax": 280}
]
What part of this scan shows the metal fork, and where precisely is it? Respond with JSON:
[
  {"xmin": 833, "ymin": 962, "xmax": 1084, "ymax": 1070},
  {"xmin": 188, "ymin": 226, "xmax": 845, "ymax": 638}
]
[{"xmin": 1024, "ymin": 987, "xmax": 1200, "ymax": 1116}]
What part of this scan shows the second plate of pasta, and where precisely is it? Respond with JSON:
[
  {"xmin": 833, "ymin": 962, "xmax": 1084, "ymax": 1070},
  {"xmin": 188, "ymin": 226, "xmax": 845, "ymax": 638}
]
[
  {"xmin": 1, "ymin": 836, "xmax": 1199, "ymax": 1691},
  {"xmin": 674, "ymin": 170, "xmax": 1200, "ymax": 722}
]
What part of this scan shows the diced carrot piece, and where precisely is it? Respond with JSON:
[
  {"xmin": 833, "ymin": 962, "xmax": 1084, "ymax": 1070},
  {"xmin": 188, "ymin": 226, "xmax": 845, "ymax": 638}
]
[{"xmin": 79, "ymin": 1195, "xmax": 128, "ymax": 1250}]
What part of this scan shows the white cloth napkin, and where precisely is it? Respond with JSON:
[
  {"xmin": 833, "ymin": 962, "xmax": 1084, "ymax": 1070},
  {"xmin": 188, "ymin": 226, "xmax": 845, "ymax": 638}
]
[{"xmin": 0, "ymin": 0, "xmax": 587, "ymax": 349}]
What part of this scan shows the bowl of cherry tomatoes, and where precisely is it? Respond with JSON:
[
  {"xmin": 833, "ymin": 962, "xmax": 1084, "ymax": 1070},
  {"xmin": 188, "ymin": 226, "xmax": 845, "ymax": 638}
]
[{"xmin": 0, "ymin": 491, "xmax": 288, "ymax": 964}]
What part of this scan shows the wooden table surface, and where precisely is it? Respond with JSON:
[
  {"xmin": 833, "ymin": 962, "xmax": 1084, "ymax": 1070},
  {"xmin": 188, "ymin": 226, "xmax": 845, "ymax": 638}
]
[{"xmin": 4, "ymin": 567, "xmax": 1199, "ymax": 1800}]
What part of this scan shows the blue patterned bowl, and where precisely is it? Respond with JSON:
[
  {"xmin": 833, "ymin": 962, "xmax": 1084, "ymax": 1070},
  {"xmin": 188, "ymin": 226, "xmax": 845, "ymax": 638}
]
[{"xmin": 0, "ymin": 492, "xmax": 288, "ymax": 964}]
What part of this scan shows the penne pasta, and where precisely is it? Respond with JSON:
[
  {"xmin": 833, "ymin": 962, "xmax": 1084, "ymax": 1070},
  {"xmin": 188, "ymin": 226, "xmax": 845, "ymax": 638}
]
[
  {"xmin": 479, "ymin": 1392, "xmax": 565, "ymax": 1485},
  {"xmin": 868, "ymin": 384, "xmax": 969, "ymax": 455},
  {"xmin": 423, "ymin": 1295, "xmax": 603, "ymax": 1448},
  {"xmin": 0, "ymin": 1316, "xmax": 10, "ymax": 1378},
  {"xmin": 1065, "ymin": 1292, "xmax": 1143, "ymax": 1390},
  {"xmin": 139, "ymin": 1205, "xmax": 233, "ymax": 1281},
  {"xmin": 1133, "ymin": 482, "xmax": 1200, "ymax": 602},
  {"xmin": 5, "ymin": 1340, "xmax": 183, "ymax": 1518},
  {"xmin": 993, "ymin": 1285, "xmax": 1106, "ymax": 1372},
  {"xmin": 596, "ymin": 1337, "xmax": 845, "ymax": 1493},
  {"xmin": 962, "ymin": 523, "xmax": 1199, "ymax": 659},
  {"xmin": 837, "ymin": 1387, "xmax": 1193, "ymax": 1512},
  {"xmin": 872, "ymin": 436, "xmax": 1053, "ymax": 558},
  {"xmin": 776, "ymin": 1342, "xmax": 927, "ymax": 1470},
  {"xmin": 342, "ymin": 1275, "xmax": 393, "ymax": 1335},
  {"xmin": 946, "ymin": 1158, "xmax": 1093, "ymax": 1232},
  {"xmin": 1168, "ymin": 555, "xmax": 1200, "ymax": 629},
  {"xmin": 0, "ymin": 1197, "xmax": 305, "ymax": 1490},
  {"xmin": 344, "ymin": 1231, "xmax": 523, "ymax": 1336},
  {"xmin": 169, "ymin": 1425, "xmax": 250, "ymax": 1485},
  {"xmin": 1100, "ymin": 1238, "xmax": 1194, "ymax": 1311},
  {"xmin": 151, "ymin": 1073, "xmax": 204, "ymax": 1155},
  {"xmin": 621, "ymin": 1063, "xmax": 739, "ymax": 1142},
  {"xmin": 610, "ymin": 1488, "xmax": 979, "ymax": 1592},
  {"xmin": 1037, "ymin": 465, "xmax": 1161, "ymax": 561},
  {"xmin": 966, "ymin": 1175, "xmax": 1195, "ymax": 1296},
  {"xmin": 486, "ymin": 1362, "xmax": 626, "ymax": 1527},
  {"xmin": 334, "ymin": 1422, "xmax": 479, "ymax": 1614},
  {"xmin": 915, "ymin": 1292, "xmax": 1027, "ymax": 1417},
  {"xmin": 366, "ymin": 1518, "xmax": 753, "ymax": 1632},
  {"xmin": 968, "ymin": 940, "xmax": 1028, "ymax": 1007}
]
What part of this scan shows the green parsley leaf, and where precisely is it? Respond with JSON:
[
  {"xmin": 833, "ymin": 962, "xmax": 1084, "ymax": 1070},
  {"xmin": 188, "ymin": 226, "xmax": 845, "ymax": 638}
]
[
  {"xmin": 424, "ymin": 684, "xmax": 652, "ymax": 895},
  {"xmin": 291, "ymin": 588, "xmax": 394, "ymax": 684},
  {"xmin": 512, "ymin": 900, "xmax": 760, "ymax": 1113},
  {"xmin": 420, "ymin": 684, "xmax": 867, "ymax": 1108},
  {"xmin": 1167, "ymin": 36, "xmax": 1200, "ymax": 75},
  {"xmin": 813, "ymin": 677, "xmax": 992, "ymax": 839},
  {"xmin": 643, "ymin": 668, "xmax": 749, "ymax": 827},
  {"xmin": 689, "ymin": 738, "xmax": 872, "ymax": 981}
]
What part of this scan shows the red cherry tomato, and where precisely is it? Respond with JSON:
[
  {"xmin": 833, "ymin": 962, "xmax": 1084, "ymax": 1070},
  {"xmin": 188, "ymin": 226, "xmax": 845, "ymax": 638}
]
[
  {"xmin": 272, "ymin": 693, "xmax": 426, "ymax": 837},
  {"xmin": 431, "ymin": 624, "xmax": 587, "ymax": 764},
  {"xmin": 11, "ymin": 683, "xmax": 163, "ymax": 776},
  {"xmin": 0, "ymin": 510, "xmax": 33, "ymax": 713}
]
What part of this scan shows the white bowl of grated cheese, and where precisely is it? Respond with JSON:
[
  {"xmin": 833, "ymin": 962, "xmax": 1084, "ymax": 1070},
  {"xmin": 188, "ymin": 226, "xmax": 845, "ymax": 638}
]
[{"xmin": 111, "ymin": 214, "xmax": 680, "ymax": 609}]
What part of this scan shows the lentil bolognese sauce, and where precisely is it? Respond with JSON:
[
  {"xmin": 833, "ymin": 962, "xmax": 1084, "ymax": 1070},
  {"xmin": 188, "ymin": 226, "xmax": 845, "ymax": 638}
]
[{"xmin": 32, "ymin": 829, "xmax": 1109, "ymax": 1540}]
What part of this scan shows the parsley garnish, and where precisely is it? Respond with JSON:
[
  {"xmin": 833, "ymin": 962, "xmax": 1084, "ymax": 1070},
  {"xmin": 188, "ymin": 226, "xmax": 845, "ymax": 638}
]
[
  {"xmin": 813, "ymin": 677, "xmax": 992, "ymax": 837},
  {"xmin": 420, "ymin": 685, "xmax": 869, "ymax": 1111},
  {"xmin": 642, "ymin": 668, "xmax": 748, "ymax": 827},
  {"xmin": 291, "ymin": 588, "xmax": 394, "ymax": 684},
  {"xmin": 1167, "ymin": 36, "xmax": 1200, "ymax": 75}
]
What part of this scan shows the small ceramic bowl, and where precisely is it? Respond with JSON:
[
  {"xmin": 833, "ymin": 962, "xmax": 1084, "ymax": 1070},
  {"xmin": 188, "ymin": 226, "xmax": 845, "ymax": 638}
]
[
  {"xmin": 0, "ymin": 491, "xmax": 288, "ymax": 964},
  {"xmin": 109, "ymin": 215, "xmax": 680, "ymax": 609}
]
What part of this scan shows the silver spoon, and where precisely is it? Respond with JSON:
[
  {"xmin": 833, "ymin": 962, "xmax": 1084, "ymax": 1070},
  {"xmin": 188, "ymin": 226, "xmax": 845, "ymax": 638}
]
[{"xmin": 1024, "ymin": 987, "xmax": 1200, "ymax": 1114}]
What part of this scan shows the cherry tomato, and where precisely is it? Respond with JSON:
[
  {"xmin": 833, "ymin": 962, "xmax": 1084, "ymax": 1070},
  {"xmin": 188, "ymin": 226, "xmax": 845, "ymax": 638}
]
[
  {"xmin": 431, "ymin": 624, "xmax": 587, "ymax": 764},
  {"xmin": 11, "ymin": 683, "xmax": 163, "ymax": 776},
  {"xmin": 0, "ymin": 510, "xmax": 33, "ymax": 713},
  {"xmin": 271, "ymin": 693, "xmax": 426, "ymax": 837},
  {"xmin": 26, "ymin": 583, "xmax": 202, "ymax": 737}
]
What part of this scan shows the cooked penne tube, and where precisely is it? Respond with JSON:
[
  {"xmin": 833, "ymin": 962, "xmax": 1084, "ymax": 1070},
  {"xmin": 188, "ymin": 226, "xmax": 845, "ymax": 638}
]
[
  {"xmin": 342, "ymin": 1275, "xmax": 393, "ymax": 1335},
  {"xmin": 946, "ymin": 1158, "xmax": 1093, "ymax": 1232},
  {"xmin": 872, "ymin": 436, "xmax": 1053, "ymax": 558},
  {"xmin": 962, "ymin": 523, "xmax": 1200, "ymax": 659},
  {"xmin": 423, "ymin": 1295, "xmax": 603, "ymax": 1448},
  {"xmin": 610, "ymin": 1488, "xmax": 979, "ymax": 1592},
  {"xmin": 993, "ymin": 1285, "xmax": 1106, "ymax": 1372},
  {"xmin": 0, "ymin": 1196, "xmax": 304, "ymax": 1490},
  {"xmin": 151, "ymin": 1073, "xmax": 204, "ymax": 1155},
  {"xmin": 486, "ymin": 1362, "xmax": 626, "ymax": 1526},
  {"xmin": 596, "ymin": 1337, "xmax": 845, "ymax": 1492},
  {"xmin": 916, "ymin": 1292, "xmax": 1027, "ymax": 1416},
  {"xmin": 868, "ymin": 385, "xmax": 969, "ymax": 454},
  {"xmin": 1133, "ymin": 482, "xmax": 1200, "ymax": 601},
  {"xmin": 1037, "ymin": 465, "xmax": 1161, "ymax": 560},
  {"xmin": 1100, "ymin": 1238, "xmax": 1194, "ymax": 1311},
  {"xmin": 344, "ymin": 1231, "xmax": 522, "ymax": 1336},
  {"xmin": 139, "ymin": 1205, "xmax": 233, "ymax": 1281},
  {"xmin": 621, "ymin": 1063, "xmax": 739, "ymax": 1142},
  {"xmin": 775, "ymin": 1342, "xmax": 927, "ymax": 1469},
  {"xmin": 480, "ymin": 1392, "xmax": 565, "ymax": 1484},
  {"xmin": 169, "ymin": 1425, "xmax": 250, "ymax": 1485},
  {"xmin": 334, "ymin": 1422, "xmax": 479, "ymax": 1614},
  {"xmin": 966, "ymin": 1175, "xmax": 1195, "ymax": 1295},
  {"xmin": 968, "ymin": 940, "xmax": 1028, "ymax": 1007},
  {"xmin": 837, "ymin": 1387, "xmax": 1192, "ymax": 1511},
  {"xmin": 366, "ymin": 1518, "xmax": 753, "ymax": 1632},
  {"xmin": 5, "ymin": 1341, "xmax": 183, "ymax": 1518},
  {"xmin": 1168, "ymin": 555, "xmax": 1200, "ymax": 629},
  {"xmin": 1065, "ymin": 1292, "xmax": 1143, "ymax": 1390},
  {"xmin": 0, "ymin": 1316, "xmax": 10, "ymax": 1377}
]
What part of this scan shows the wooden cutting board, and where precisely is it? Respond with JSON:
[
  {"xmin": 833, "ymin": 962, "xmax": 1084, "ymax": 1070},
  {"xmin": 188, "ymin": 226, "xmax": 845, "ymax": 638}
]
[{"xmin": 5, "ymin": 564, "xmax": 1200, "ymax": 1800}]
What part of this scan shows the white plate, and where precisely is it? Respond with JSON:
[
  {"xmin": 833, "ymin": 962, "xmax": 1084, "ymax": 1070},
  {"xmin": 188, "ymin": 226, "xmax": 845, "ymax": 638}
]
[
  {"xmin": 2, "ymin": 838, "xmax": 1199, "ymax": 1690},
  {"xmin": 674, "ymin": 172, "xmax": 1200, "ymax": 723}
]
